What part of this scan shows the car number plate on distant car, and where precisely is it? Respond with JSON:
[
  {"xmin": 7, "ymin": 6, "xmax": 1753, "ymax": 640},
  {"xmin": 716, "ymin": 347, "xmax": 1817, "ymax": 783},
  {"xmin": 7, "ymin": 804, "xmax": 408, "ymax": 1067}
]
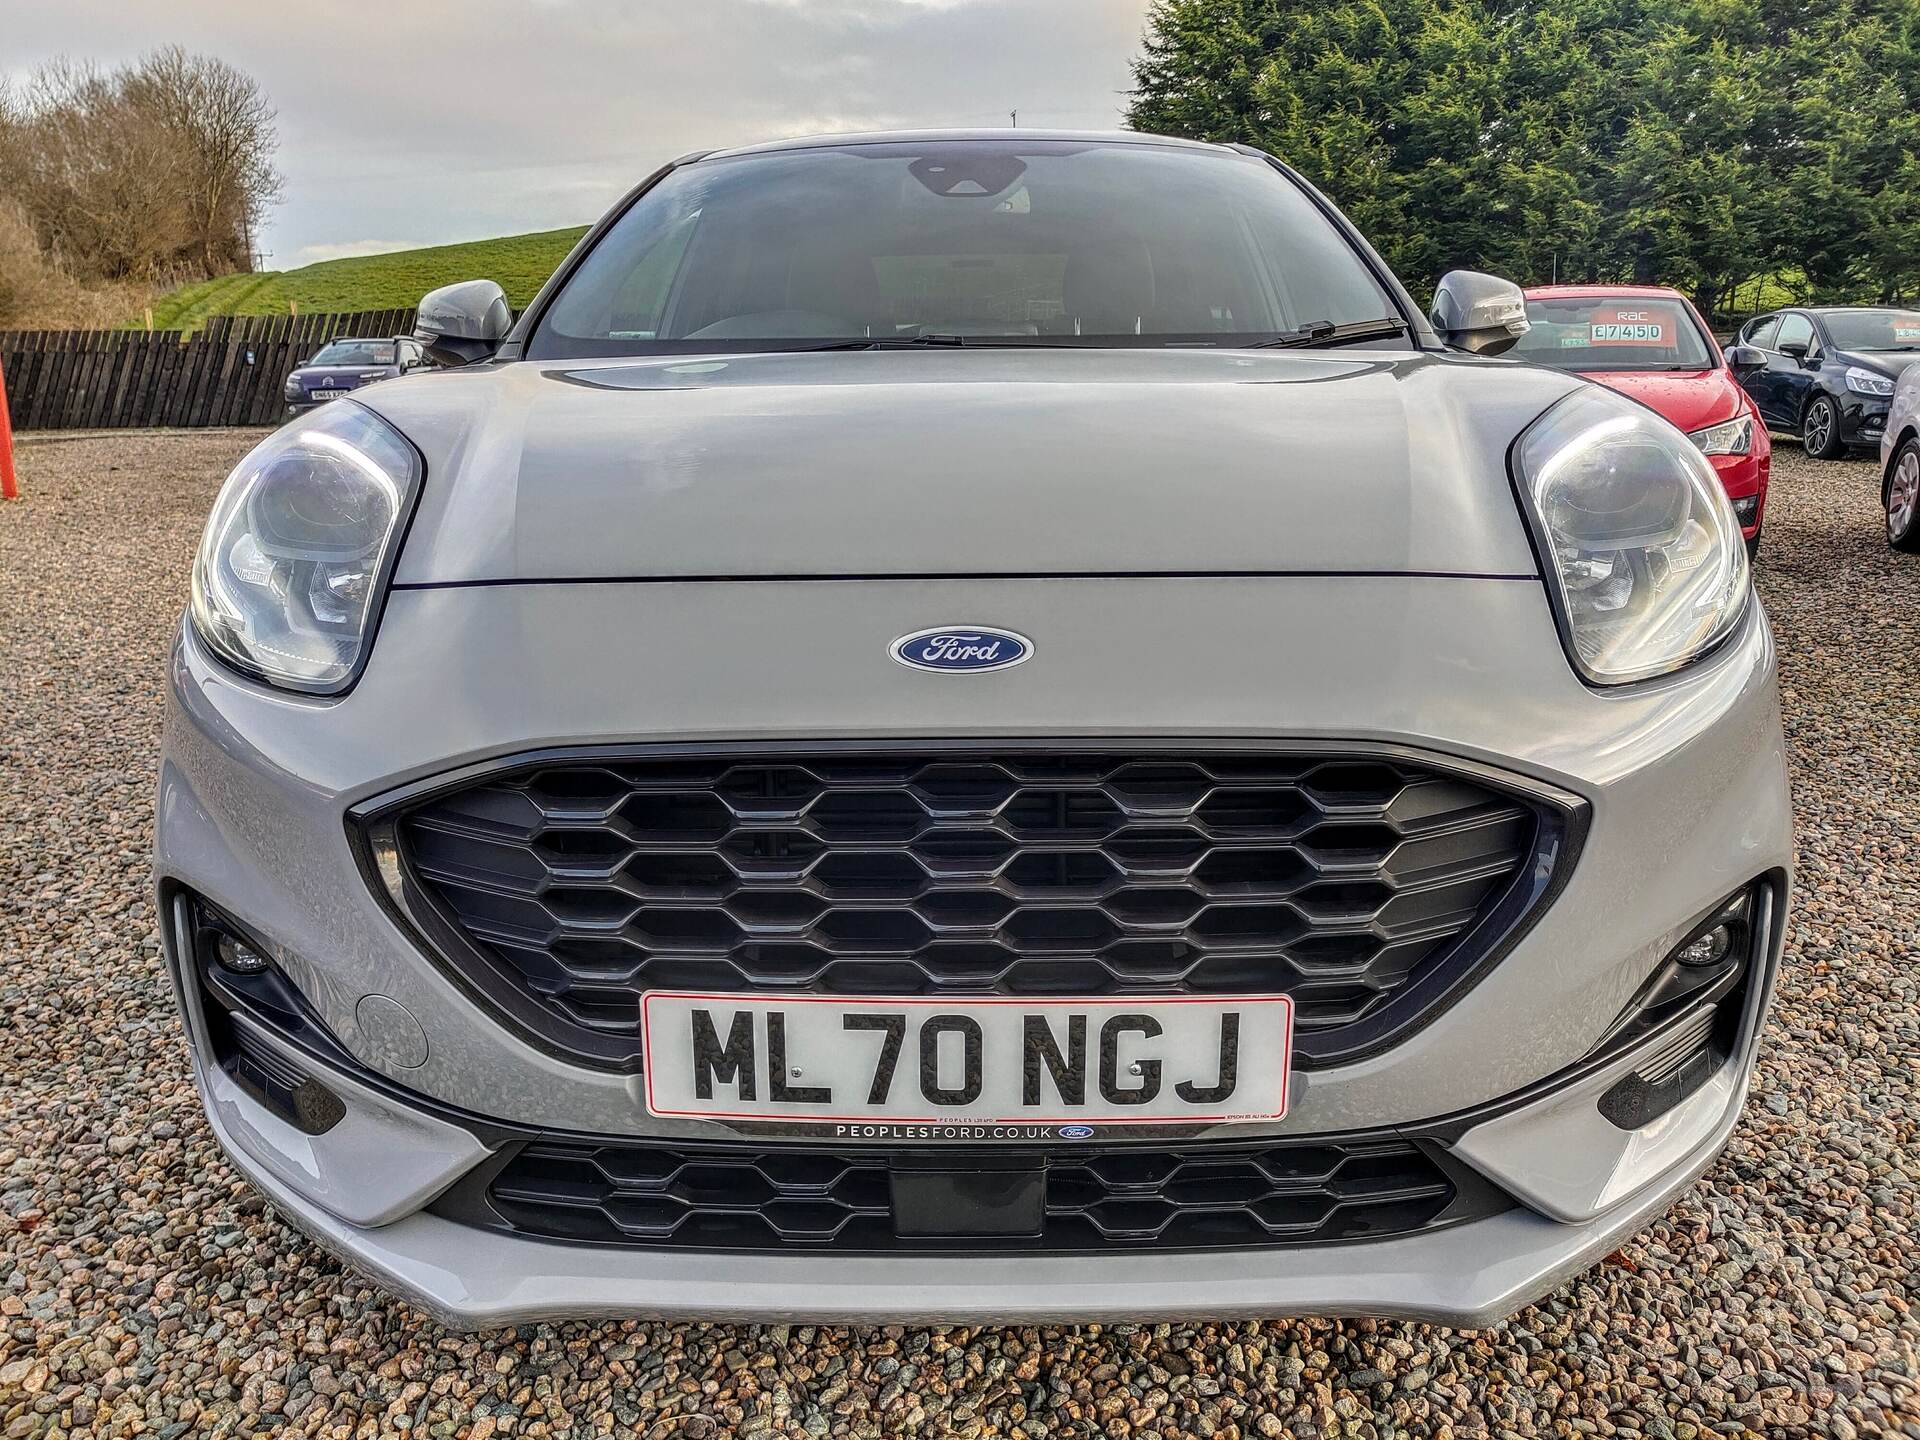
[
  {"xmin": 310, "ymin": 388, "xmax": 349, "ymax": 401},
  {"xmin": 640, "ymin": 993, "xmax": 1293, "ymax": 1126}
]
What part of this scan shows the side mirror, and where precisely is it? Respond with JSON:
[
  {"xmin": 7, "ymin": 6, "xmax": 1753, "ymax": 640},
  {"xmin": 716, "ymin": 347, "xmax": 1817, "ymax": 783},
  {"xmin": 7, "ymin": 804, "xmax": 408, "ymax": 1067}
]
[
  {"xmin": 1725, "ymin": 344, "xmax": 1764, "ymax": 369},
  {"xmin": 415, "ymin": 280, "xmax": 511, "ymax": 367},
  {"xmin": 1778, "ymin": 340, "xmax": 1809, "ymax": 361},
  {"xmin": 1430, "ymin": 270, "xmax": 1530, "ymax": 356}
]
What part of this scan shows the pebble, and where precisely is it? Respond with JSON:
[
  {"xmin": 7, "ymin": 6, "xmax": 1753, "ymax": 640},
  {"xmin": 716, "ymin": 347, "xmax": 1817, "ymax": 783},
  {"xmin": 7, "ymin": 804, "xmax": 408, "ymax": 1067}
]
[{"xmin": 0, "ymin": 433, "xmax": 1914, "ymax": 1438}]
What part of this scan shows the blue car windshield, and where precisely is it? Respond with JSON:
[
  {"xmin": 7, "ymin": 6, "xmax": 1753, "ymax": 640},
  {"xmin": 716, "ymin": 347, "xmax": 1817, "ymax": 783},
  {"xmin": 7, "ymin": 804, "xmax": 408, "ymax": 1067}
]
[
  {"xmin": 531, "ymin": 139, "xmax": 1399, "ymax": 357},
  {"xmin": 309, "ymin": 340, "xmax": 396, "ymax": 366}
]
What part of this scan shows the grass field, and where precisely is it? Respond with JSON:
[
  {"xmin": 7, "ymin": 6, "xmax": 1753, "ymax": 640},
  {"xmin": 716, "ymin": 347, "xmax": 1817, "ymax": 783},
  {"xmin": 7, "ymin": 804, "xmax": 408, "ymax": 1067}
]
[{"xmin": 139, "ymin": 227, "xmax": 588, "ymax": 331}]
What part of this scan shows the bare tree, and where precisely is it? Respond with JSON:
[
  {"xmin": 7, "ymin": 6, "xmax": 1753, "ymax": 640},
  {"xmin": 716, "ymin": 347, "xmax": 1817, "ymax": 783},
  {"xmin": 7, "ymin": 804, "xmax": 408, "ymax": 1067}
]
[
  {"xmin": 6, "ymin": 60, "xmax": 192, "ymax": 281},
  {"xmin": 0, "ymin": 48, "xmax": 281, "ymax": 315},
  {"xmin": 126, "ymin": 48, "xmax": 282, "ymax": 275}
]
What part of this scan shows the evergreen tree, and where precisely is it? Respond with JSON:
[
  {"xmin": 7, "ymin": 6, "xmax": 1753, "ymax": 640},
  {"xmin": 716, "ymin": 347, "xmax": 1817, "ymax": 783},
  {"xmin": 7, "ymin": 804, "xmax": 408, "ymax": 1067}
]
[{"xmin": 1127, "ymin": 0, "xmax": 1920, "ymax": 312}]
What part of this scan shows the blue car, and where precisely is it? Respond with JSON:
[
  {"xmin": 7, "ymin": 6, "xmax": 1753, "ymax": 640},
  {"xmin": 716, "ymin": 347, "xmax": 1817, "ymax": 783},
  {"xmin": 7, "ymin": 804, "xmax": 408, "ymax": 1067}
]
[
  {"xmin": 1729, "ymin": 306, "xmax": 1920, "ymax": 459},
  {"xmin": 283, "ymin": 336, "xmax": 425, "ymax": 414}
]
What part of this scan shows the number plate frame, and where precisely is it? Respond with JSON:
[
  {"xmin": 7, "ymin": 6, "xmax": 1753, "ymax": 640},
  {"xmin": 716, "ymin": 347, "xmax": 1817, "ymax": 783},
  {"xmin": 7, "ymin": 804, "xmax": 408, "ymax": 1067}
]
[{"xmin": 639, "ymin": 991, "xmax": 1294, "ymax": 1127}]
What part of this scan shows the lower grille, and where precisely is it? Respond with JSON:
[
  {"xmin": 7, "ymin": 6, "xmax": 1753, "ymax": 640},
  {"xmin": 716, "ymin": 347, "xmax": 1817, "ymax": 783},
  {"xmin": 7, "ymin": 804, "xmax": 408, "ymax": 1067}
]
[
  {"xmin": 434, "ymin": 1136, "xmax": 1502, "ymax": 1253},
  {"xmin": 371, "ymin": 745, "xmax": 1575, "ymax": 1069}
]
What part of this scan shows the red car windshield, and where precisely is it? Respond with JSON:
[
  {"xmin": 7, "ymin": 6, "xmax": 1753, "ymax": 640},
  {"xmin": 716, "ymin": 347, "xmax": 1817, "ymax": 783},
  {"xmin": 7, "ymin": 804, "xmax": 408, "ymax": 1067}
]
[{"xmin": 1512, "ymin": 296, "xmax": 1715, "ymax": 372}]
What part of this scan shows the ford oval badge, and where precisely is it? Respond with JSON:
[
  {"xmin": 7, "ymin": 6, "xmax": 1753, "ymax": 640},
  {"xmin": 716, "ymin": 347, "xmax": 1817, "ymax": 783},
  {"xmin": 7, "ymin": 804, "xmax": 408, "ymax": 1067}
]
[
  {"xmin": 1058, "ymin": 1124, "xmax": 1095, "ymax": 1140},
  {"xmin": 891, "ymin": 626, "xmax": 1032, "ymax": 674}
]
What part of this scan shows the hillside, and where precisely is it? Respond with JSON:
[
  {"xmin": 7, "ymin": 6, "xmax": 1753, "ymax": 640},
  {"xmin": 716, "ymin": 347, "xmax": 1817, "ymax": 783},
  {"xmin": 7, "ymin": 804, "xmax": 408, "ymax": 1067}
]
[{"xmin": 139, "ymin": 227, "xmax": 588, "ymax": 331}]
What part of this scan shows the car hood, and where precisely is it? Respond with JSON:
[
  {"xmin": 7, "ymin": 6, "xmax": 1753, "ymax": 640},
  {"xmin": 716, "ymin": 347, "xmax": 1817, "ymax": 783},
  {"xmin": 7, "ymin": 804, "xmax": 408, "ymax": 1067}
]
[
  {"xmin": 1574, "ymin": 368, "xmax": 1747, "ymax": 433},
  {"xmin": 360, "ymin": 349, "xmax": 1579, "ymax": 584},
  {"xmin": 1833, "ymin": 348, "xmax": 1920, "ymax": 376}
]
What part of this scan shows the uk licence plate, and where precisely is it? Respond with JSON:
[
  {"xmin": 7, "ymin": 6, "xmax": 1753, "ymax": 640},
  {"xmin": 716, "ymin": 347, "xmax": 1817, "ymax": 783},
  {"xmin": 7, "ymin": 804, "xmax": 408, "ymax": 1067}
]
[
  {"xmin": 310, "ymin": 388, "xmax": 349, "ymax": 401},
  {"xmin": 640, "ymin": 993, "xmax": 1293, "ymax": 1125}
]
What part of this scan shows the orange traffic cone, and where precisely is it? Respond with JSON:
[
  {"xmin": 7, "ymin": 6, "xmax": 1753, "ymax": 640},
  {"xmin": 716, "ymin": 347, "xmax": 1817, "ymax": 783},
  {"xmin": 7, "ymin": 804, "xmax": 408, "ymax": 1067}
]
[{"xmin": 0, "ymin": 355, "xmax": 16, "ymax": 500}]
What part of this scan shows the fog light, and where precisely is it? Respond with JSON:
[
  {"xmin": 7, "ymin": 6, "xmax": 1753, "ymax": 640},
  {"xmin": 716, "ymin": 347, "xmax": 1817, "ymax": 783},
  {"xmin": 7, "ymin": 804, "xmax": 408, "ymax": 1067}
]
[
  {"xmin": 1675, "ymin": 924, "xmax": 1733, "ymax": 967},
  {"xmin": 216, "ymin": 933, "xmax": 271, "ymax": 974},
  {"xmin": 1731, "ymin": 495, "xmax": 1759, "ymax": 525},
  {"xmin": 1595, "ymin": 884, "xmax": 1769, "ymax": 1130}
]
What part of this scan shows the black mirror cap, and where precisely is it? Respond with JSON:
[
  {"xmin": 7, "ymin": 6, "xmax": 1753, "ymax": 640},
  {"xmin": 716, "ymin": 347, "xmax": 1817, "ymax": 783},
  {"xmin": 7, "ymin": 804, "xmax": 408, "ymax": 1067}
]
[
  {"xmin": 1725, "ymin": 344, "xmax": 1765, "ymax": 368},
  {"xmin": 1778, "ymin": 340, "xmax": 1809, "ymax": 360},
  {"xmin": 416, "ymin": 279, "xmax": 512, "ymax": 368}
]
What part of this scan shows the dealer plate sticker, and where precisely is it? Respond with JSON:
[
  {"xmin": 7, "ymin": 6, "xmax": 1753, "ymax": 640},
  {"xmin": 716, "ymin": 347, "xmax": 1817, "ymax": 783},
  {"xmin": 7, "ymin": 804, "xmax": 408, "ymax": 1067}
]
[
  {"xmin": 1591, "ymin": 322, "xmax": 1665, "ymax": 342},
  {"xmin": 640, "ymin": 993, "xmax": 1293, "ymax": 1125}
]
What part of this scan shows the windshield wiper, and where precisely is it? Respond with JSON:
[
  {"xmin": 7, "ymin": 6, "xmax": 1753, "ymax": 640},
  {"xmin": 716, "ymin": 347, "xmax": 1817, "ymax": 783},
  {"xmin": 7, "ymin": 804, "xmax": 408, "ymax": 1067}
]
[
  {"xmin": 764, "ymin": 334, "xmax": 975, "ymax": 353},
  {"xmin": 1245, "ymin": 318, "xmax": 1410, "ymax": 350},
  {"xmin": 744, "ymin": 322, "xmax": 1415, "ymax": 355}
]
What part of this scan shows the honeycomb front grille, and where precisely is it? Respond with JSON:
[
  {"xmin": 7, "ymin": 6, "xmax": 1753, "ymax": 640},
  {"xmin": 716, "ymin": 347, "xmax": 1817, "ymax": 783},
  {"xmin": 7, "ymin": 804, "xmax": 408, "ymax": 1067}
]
[
  {"xmin": 386, "ymin": 747, "xmax": 1558, "ymax": 1067},
  {"xmin": 445, "ymin": 1136, "xmax": 1481, "ymax": 1253}
]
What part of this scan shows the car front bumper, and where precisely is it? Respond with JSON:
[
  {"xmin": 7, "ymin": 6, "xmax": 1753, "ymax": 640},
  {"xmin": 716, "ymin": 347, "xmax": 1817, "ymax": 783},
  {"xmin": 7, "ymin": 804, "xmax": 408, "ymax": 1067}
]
[
  {"xmin": 177, "ymin": 1011, "xmax": 1769, "ymax": 1330},
  {"xmin": 1840, "ymin": 394, "xmax": 1892, "ymax": 448},
  {"xmin": 155, "ymin": 573, "xmax": 1792, "ymax": 1325},
  {"xmin": 1706, "ymin": 450, "xmax": 1768, "ymax": 538}
]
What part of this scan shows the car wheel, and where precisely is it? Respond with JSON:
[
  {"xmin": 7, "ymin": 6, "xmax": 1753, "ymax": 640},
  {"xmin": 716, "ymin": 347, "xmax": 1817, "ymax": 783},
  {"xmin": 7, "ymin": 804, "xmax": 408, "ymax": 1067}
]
[
  {"xmin": 1887, "ymin": 439, "xmax": 1920, "ymax": 553},
  {"xmin": 1802, "ymin": 393, "xmax": 1844, "ymax": 460}
]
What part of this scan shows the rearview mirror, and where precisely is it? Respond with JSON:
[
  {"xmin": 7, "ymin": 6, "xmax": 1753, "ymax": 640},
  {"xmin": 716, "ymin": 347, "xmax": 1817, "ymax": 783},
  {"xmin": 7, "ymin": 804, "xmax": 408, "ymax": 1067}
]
[
  {"xmin": 1778, "ymin": 340, "xmax": 1809, "ymax": 361},
  {"xmin": 415, "ymin": 279, "xmax": 511, "ymax": 367},
  {"xmin": 1430, "ymin": 270, "xmax": 1529, "ymax": 356},
  {"xmin": 1725, "ymin": 344, "xmax": 1764, "ymax": 369}
]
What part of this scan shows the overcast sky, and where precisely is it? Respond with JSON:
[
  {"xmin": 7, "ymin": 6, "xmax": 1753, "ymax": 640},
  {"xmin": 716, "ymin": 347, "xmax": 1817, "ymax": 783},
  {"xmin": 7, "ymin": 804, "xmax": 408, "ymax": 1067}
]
[{"xmin": 5, "ymin": 0, "xmax": 1156, "ymax": 268}]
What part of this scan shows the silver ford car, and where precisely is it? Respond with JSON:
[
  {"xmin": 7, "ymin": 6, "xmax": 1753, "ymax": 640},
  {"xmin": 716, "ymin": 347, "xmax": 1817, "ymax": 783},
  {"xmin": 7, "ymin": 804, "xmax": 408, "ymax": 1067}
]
[{"xmin": 155, "ymin": 131, "xmax": 1792, "ymax": 1329}]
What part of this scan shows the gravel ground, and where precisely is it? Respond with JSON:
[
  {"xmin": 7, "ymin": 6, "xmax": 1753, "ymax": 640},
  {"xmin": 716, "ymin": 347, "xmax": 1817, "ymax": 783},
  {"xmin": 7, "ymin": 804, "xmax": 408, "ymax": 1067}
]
[{"xmin": 2, "ymin": 429, "xmax": 1916, "ymax": 1439}]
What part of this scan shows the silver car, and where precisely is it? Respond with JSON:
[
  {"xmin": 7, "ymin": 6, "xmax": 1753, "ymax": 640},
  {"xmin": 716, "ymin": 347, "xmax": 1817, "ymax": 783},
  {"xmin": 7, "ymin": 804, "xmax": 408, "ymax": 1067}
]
[
  {"xmin": 1882, "ymin": 359, "xmax": 1920, "ymax": 550},
  {"xmin": 156, "ymin": 131, "xmax": 1791, "ymax": 1329}
]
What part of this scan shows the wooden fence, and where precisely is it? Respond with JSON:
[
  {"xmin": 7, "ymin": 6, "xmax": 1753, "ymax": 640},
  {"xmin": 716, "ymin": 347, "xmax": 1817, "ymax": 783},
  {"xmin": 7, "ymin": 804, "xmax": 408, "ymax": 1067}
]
[{"xmin": 0, "ymin": 308, "xmax": 419, "ymax": 431}]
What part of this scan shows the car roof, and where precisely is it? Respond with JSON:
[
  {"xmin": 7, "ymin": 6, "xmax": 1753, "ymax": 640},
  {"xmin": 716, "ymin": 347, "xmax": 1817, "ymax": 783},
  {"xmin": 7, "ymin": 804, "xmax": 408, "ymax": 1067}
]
[
  {"xmin": 700, "ymin": 128, "xmax": 1246, "ymax": 162},
  {"xmin": 1523, "ymin": 284, "xmax": 1689, "ymax": 302}
]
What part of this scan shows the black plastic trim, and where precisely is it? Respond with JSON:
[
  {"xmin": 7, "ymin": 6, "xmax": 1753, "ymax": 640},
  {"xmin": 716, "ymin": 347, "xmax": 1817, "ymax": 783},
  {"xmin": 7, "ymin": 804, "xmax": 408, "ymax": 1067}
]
[
  {"xmin": 1412, "ymin": 873, "xmax": 1784, "ymax": 1145},
  {"xmin": 347, "ymin": 738, "xmax": 1587, "ymax": 1080},
  {"xmin": 425, "ymin": 1128, "xmax": 1512, "ymax": 1257},
  {"xmin": 160, "ymin": 885, "xmax": 528, "ymax": 1148}
]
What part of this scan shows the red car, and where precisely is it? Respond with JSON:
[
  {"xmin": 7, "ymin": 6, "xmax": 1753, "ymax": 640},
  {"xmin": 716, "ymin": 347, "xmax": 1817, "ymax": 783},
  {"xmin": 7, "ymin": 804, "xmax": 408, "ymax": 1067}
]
[{"xmin": 1514, "ymin": 285, "xmax": 1770, "ymax": 553}]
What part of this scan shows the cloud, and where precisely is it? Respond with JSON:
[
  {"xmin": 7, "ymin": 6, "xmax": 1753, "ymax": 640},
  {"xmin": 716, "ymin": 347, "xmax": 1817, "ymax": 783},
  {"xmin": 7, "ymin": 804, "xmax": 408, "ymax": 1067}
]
[{"xmin": 3, "ymin": 0, "xmax": 1153, "ymax": 264}]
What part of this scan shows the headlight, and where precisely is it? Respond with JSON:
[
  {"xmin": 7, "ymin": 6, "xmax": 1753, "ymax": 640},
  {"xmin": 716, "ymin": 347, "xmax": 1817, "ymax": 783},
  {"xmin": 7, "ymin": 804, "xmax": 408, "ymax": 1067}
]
[
  {"xmin": 1845, "ymin": 366, "xmax": 1894, "ymax": 397},
  {"xmin": 1515, "ymin": 389, "xmax": 1750, "ymax": 685},
  {"xmin": 1687, "ymin": 414, "xmax": 1752, "ymax": 456},
  {"xmin": 189, "ymin": 402, "xmax": 421, "ymax": 693}
]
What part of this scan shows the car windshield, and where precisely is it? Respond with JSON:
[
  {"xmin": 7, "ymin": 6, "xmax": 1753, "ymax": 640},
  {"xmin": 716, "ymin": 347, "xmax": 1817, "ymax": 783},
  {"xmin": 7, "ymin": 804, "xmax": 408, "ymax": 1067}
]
[
  {"xmin": 1819, "ymin": 308, "xmax": 1920, "ymax": 352},
  {"xmin": 1511, "ymin": 296, "xmax": 1715, "ymax": 371},
  {"xmin": 530, "ymin": 139, "xmax": 1400, "ymax": 357},
  {"xmin": 310, "ymin": 340, "xmax": 396, "ymax": 366}
]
